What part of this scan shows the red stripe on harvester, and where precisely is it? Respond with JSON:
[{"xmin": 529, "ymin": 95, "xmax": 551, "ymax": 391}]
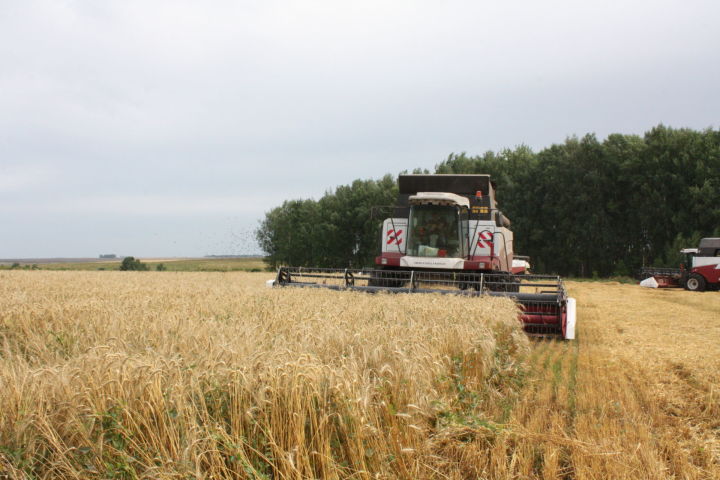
[{"xmin": 386, "ymin": 229, "xmax": 403, "ymax": 246}]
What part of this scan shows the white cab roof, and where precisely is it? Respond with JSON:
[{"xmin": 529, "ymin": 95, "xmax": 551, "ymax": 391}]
[{"xmin": 408, "ymin": 192, "xmax": 470, "ymax": 207}]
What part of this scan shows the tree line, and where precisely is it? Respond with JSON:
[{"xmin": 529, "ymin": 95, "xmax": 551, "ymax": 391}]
[
  {"xmin": 256, "ymin": 125, "xmax": 720, "ymax": 276},
  {"xmin": 256, "ymin": 176, "xmax": 398, "ymax": 269}
]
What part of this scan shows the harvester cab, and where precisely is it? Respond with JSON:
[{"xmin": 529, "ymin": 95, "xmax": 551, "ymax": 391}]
[
  {"xmin": 378, "ymin": 175, "xmax": 514, "ymax": 274},
  {"xmin": 406, "ymin": 192, "xmax": 469, "ymax": 260},
  {"xmin": 271, "ymin": 174, "xmax": 576, "ymax": 340}
]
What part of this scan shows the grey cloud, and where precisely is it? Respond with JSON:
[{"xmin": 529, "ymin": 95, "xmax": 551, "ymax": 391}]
[{"xmin": 1, "ymin": 0, "xmax": 718, "ymax": 257}]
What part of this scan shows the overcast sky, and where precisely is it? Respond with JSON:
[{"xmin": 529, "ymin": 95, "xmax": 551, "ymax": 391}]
[{"xmin": 1, "ymin": 0, "xmax": 718, "ymax": 258}]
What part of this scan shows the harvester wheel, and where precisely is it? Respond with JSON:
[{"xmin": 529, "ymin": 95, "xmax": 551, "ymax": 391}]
[
  {"xmin": 489, "ymin": 274, "xmax": 519, "ymax": 293},
  {"xmin": 458, "ymin": 274, "xmax": 481, "ymax": 291},
  {"xmin": 368, "ymin": 270, "xmax": 406, "ymax": 288},
  {"xmin": 685, "ymin": 273, "xmax": 706, "ymax": 292},
  {"xmin": 386, "ymin": 278, "xmax": 407, "ymax": 288},
  {"xmin": 368, "ymin": 271, "xmax": 382, "ymax": 287}
]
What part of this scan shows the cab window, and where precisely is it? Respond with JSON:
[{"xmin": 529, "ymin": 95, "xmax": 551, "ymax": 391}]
[{"xmin": 407, "ymin": 205, "xmax": 461, "ymax": 257}]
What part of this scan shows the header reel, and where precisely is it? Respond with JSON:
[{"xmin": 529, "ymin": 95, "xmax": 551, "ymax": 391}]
[{"xmin": 271, "ymin": 267, "xmax": 576, "ymax": 339}]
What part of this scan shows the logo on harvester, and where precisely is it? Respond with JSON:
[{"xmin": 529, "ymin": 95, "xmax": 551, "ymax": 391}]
[
  {"xmin": 386, "ymin": 229, "xmax": 403, "ymax": 245},
  {"xmin": 477, "ymin": 231, "xmax": 493, "ymax": 249}
]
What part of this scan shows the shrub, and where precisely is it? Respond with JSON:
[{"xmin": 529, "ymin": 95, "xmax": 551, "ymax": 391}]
[{"xmin": 120, "ymin": 257, "xmax": 148, "ymax": 271}]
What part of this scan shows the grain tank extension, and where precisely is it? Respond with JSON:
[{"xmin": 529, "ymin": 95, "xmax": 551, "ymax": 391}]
[{"xmin": 272, "ymin": 174, "xmax": 576, "ymax": 339}]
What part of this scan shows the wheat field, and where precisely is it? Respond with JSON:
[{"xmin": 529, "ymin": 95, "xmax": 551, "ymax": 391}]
[{"xmin": 0, "ymin": 272, "xmax": 718, "ymax": 479}]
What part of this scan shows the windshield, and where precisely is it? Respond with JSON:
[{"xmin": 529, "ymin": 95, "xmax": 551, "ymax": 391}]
[{"xmin": 407, "ymin": 205, "xmax": 461, "ymax": 257}]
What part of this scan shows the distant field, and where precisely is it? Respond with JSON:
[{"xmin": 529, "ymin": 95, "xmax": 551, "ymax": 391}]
[{"xmin": 0, "ymin": 256, "xmax": 268, "ymax": 272}]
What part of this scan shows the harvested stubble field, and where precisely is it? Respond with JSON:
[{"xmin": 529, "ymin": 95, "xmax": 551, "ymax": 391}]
[{"xmin": 0, "ymin": 272, "xmax": 718, "ymax": 479}]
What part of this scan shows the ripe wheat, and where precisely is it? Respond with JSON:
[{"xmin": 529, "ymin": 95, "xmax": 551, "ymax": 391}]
[
  {"xmin": 2, "ymin": 272, "xmax": 718, "ymax": 478},
  {"xmin": 0, "ymin": 271, "xmax": 526, "ymax": 479}
]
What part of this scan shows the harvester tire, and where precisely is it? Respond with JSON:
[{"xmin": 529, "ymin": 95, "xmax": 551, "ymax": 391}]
[
  {"xmin": 685, "ymin": 274, "xmax": 706, "ymax": 292},
  {"xmin": 458, "ymin": 274, "xmax": 480, "ymax": 291},
  {"xmin": 368, "ymin": 271, "xmax": 383, "ymax": 287},
  {"xmin": 386, "ymin": 278, "xmax": 407, "ymax": 288},
  {"xmin": 368, "ymin": 270, "xmax": 406, "ymax": 288},
  {"xmin": 487, "ymin": 274, "xmax": 518, "ymax": 293}
]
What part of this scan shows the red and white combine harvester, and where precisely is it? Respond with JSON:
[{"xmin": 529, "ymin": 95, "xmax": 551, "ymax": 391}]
[
  {"xmin": 640, "ymin": 237, "xmax": 720, "ymax": 291},
  {"xmin": 272, "ymin": 174, "xmax": 576, "ymax": 339}
]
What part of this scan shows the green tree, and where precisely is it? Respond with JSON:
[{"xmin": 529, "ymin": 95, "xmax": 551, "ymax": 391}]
[
  {"xmin": 256, "ymin": 176, "xmax": 396, "ymax": 269},
  {"xmin": 258, "ymin": 125, "xmax": 720, "ymax": 276}
]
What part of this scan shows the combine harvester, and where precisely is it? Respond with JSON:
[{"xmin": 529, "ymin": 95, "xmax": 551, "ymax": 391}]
[
  {"xmin": 640, "ymin": 238, "xmax": 720, "ymax": 291},
  {"xmin": 271, "ymin": 174, "xmax": 576, "ymax": 339}
]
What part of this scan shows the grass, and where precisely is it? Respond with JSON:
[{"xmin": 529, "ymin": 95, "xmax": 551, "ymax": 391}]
[
  {"xmin": 1, "ymin": 273, "xmax": 718, "ymax": 478},
  {"xmin": 562, "ymin": 275, "xmax": 638, "ymax": 284}
]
